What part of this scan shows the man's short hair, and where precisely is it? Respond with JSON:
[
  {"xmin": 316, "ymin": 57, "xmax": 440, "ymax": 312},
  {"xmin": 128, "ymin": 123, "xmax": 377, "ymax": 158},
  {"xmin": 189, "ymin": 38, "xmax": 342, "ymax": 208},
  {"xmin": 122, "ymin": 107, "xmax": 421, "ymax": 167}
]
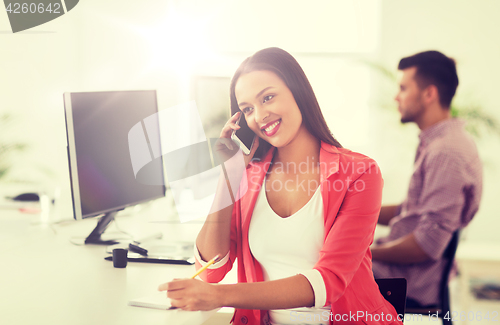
[{"xmin": 398, "ymin": 51, "xmax": 459, "ymax": 108}]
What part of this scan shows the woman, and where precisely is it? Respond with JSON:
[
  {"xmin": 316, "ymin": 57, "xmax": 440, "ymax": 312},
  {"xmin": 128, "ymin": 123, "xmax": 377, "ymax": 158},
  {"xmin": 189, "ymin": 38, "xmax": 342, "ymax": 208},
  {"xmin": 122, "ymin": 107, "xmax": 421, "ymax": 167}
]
[{"xmin": 159, "ymin": 48, "xmax": 402, "ymax": 325}]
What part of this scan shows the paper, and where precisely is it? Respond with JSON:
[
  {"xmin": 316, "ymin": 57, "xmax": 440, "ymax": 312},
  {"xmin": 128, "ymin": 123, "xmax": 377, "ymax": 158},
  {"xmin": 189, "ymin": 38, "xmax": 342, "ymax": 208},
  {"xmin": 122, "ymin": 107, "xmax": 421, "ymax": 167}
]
[{"xmin": 128, "ymin": 292, "xmax": 173, "ymax": 310}]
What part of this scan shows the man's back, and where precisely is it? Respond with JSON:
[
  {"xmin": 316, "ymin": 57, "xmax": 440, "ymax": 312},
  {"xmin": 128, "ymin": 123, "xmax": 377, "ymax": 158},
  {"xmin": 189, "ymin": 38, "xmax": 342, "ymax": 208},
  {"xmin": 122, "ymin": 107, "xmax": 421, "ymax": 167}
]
[{"xmin": 373, "ymin": 118, "xmax": 482, "ymax": 306}]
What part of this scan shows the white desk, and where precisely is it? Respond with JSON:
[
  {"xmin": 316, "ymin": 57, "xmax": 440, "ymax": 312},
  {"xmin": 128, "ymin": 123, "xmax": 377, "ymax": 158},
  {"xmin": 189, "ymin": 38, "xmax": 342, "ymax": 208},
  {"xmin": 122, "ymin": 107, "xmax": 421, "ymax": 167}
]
[
  {"xmin": 455, "ymin": 242, "xmax": 500, "ymax": 325},
  {"xmin": 0, "ymin": 203, "xmax": 229, "ymax": 325}
]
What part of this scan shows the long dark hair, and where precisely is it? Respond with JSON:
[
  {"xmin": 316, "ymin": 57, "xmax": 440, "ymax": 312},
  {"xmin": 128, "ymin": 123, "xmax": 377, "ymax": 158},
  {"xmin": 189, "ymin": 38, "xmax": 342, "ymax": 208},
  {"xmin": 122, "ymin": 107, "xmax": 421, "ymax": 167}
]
[{"xmin": 230, "ymin": 47, "xmax": 342, "ymax": 159}]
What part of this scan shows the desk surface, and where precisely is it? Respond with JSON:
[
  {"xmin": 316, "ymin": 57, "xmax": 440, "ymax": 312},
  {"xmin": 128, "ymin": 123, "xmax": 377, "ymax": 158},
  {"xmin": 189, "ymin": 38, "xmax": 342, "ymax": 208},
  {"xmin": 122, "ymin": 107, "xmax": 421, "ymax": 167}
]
[
  {"xmin": 456, "ymin": 242, "xmax": 500, "ymax": 262},
  {"xmin": 0, "ymin": 203, "xmax": 226, "ymax": 325}
]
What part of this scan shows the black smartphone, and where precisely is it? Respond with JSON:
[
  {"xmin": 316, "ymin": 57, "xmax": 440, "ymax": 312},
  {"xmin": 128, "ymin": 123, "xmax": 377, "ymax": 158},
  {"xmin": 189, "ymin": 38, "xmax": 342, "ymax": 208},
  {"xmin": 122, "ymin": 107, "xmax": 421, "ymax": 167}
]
[{"xmin": 231, "ymin": 113, "xmax": 256, "ymax": 155}]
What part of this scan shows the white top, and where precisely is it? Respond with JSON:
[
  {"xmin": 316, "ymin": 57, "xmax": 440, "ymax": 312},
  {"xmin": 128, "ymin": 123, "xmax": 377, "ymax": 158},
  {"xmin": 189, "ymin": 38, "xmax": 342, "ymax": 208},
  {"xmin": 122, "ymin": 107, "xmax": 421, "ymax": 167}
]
[{"xmin": 248, "ymin": 177, "xmax": 329, "ymax": 325}]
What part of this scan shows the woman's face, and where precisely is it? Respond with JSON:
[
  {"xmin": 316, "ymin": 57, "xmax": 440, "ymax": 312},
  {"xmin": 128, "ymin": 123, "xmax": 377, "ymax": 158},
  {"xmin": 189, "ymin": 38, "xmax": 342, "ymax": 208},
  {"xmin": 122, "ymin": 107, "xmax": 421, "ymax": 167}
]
[{"xmin": 234, "ymin": 70, "xmax": 305, "ymax": 149}]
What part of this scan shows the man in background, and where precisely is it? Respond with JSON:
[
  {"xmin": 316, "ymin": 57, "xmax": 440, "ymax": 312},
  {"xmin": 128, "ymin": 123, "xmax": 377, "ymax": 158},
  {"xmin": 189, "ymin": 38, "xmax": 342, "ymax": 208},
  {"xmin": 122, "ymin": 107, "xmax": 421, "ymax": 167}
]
[{"xmin": 371, "ymin": 51, "xmax": 482, "ymax": 307}]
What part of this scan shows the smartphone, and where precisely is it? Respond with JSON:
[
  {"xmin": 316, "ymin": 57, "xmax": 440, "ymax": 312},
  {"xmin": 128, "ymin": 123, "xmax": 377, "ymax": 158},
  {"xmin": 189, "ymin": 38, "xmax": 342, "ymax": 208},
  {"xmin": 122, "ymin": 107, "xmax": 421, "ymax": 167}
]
[{"xmin": 231, "ymin": 113, "xmax": 256, "ymax": 155}]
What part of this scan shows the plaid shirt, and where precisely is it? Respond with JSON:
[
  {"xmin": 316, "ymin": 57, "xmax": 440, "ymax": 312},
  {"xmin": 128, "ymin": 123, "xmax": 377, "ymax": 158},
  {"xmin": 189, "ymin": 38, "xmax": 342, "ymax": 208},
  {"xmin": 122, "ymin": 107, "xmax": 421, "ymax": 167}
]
[{"xmin": 373, "ymin": 118, "xmax": 482, "ymax": 306}]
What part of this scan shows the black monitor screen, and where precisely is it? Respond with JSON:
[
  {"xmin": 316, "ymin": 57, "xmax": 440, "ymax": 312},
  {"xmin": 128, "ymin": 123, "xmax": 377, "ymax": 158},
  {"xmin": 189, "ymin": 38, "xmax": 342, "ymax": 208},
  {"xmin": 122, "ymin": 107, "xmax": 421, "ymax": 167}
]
[{"xmin": 64, "ymin": 90, "xmax": 165, "ymax": 219}]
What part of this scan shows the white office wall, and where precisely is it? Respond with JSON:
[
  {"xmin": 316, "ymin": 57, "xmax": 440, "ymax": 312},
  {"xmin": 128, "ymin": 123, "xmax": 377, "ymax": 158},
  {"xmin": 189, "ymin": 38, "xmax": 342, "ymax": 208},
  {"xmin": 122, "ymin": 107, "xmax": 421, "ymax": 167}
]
[
  {"xmin": 373, "ymin": 0, "xmax": 500, "ymax": 243},
  {"xmin": 0, "ymin": 7, "xmax": 81, "ymax": 192}
]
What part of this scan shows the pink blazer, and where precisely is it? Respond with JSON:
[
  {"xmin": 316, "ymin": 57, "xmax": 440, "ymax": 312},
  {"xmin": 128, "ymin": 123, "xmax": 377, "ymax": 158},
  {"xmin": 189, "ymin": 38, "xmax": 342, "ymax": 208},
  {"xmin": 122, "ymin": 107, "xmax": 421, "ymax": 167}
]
[{"xmin": 195, "ymin": 142, "xmax": 403, "ymax": 325}]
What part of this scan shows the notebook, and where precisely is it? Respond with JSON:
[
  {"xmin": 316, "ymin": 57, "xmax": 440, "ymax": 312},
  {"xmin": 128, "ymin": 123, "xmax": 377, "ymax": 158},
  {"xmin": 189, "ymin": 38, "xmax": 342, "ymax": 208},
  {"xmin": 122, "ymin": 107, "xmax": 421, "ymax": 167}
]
[{"xmin": 128, "ymin": 292, "xmax": 174, "ymax": 310}]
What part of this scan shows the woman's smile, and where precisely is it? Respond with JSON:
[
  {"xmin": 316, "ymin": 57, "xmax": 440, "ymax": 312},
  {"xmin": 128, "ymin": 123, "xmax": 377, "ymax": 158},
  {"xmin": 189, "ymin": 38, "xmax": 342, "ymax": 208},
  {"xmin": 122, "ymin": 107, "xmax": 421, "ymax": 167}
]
[{"xmin": 261, "ymin": 118, "xmax": 281, "ymax": 137}]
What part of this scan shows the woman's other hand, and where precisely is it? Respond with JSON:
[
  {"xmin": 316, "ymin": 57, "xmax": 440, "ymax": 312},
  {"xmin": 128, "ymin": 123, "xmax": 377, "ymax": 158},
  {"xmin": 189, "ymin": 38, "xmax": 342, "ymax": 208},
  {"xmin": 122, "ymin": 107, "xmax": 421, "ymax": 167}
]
[{"xmin": 158, "ymin": 278, "xmax": 222, "ymax": 311}]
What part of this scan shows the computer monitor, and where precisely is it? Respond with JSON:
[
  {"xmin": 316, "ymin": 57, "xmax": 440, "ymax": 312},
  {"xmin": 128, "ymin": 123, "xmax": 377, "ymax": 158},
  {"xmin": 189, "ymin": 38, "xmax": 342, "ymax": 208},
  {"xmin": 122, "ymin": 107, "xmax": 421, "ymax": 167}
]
[{"xmin": 64, "ymin": 90, "xmax": 166, "ymax": 245}]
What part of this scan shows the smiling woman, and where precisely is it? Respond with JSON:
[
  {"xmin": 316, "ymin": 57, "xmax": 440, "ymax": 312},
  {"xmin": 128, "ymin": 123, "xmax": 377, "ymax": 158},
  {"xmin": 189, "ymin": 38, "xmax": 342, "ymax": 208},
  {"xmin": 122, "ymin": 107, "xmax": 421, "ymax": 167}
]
[{"xmin": 158, "ymin": 48, "xmax": 403, "ymax": 325}]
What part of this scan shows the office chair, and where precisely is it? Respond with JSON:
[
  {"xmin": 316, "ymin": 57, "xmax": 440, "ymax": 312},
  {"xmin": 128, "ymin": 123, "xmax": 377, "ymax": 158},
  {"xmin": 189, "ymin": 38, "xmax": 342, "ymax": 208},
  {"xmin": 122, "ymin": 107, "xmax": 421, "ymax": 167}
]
[
  {"xmin": 405, "ymin": 230, "xmax": 460, "ymax": 325},
  {"xmin": 375, "ymin": 278, "xmax": 407, "ymax": 323}
]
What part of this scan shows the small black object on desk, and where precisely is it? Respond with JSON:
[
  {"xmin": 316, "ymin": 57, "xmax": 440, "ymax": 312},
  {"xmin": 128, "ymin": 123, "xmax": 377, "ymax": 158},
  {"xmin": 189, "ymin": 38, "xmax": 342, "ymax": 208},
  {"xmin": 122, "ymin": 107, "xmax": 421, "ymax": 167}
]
[
  {"xmin": 129, "ymin": 243, "xmax": 148, "ymax": 256},
  {"xmin": 10, "ymin": 193, "xmax": 40, "ymax": 202},
  {"xmin": 112, "ymin": 248, "xmax": 128, "ymax": 268}
]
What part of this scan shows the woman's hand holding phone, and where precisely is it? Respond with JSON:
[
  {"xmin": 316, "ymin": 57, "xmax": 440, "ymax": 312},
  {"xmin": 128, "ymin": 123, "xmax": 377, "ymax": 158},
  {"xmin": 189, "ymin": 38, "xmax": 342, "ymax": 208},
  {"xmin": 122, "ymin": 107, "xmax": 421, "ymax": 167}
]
[{"xmin": 216, "ymin": 112, "xmax": 259, "ymax": 168}]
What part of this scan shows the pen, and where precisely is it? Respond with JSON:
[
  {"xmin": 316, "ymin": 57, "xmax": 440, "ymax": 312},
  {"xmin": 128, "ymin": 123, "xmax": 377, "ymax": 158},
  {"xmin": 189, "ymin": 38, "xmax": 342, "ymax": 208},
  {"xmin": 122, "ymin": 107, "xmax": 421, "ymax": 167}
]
[{"xmin": 190, "ymin": 254, "xmax": 220, "ymax": 279}]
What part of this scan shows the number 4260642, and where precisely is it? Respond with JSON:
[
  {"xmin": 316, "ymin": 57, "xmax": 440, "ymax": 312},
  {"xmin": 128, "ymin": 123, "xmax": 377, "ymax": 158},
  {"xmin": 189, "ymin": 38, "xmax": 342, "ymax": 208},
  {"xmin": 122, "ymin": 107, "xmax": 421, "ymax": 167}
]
[{"xmin": 6, "ymin": 3, "xmax": 62, "ymax": 14}]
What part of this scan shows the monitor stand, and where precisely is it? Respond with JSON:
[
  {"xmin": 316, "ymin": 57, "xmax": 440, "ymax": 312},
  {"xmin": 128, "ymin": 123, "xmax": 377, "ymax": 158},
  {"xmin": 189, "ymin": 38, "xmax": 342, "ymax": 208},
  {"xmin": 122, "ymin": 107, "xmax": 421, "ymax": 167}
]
[{"xmin": 85, "ymin": 211, "xmax": 120, "ymax": 245}]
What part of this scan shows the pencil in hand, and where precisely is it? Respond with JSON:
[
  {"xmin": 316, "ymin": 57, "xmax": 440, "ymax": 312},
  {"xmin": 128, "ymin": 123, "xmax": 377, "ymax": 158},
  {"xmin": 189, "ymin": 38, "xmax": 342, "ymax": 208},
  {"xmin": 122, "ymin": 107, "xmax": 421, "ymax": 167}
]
[
  {"xmin": 165, "ymin": 254, "xmax": 220, "ymax": 310},
  {"xmin": 190, "ymin": 254, "xmax": 220, "ymax": 279}
]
